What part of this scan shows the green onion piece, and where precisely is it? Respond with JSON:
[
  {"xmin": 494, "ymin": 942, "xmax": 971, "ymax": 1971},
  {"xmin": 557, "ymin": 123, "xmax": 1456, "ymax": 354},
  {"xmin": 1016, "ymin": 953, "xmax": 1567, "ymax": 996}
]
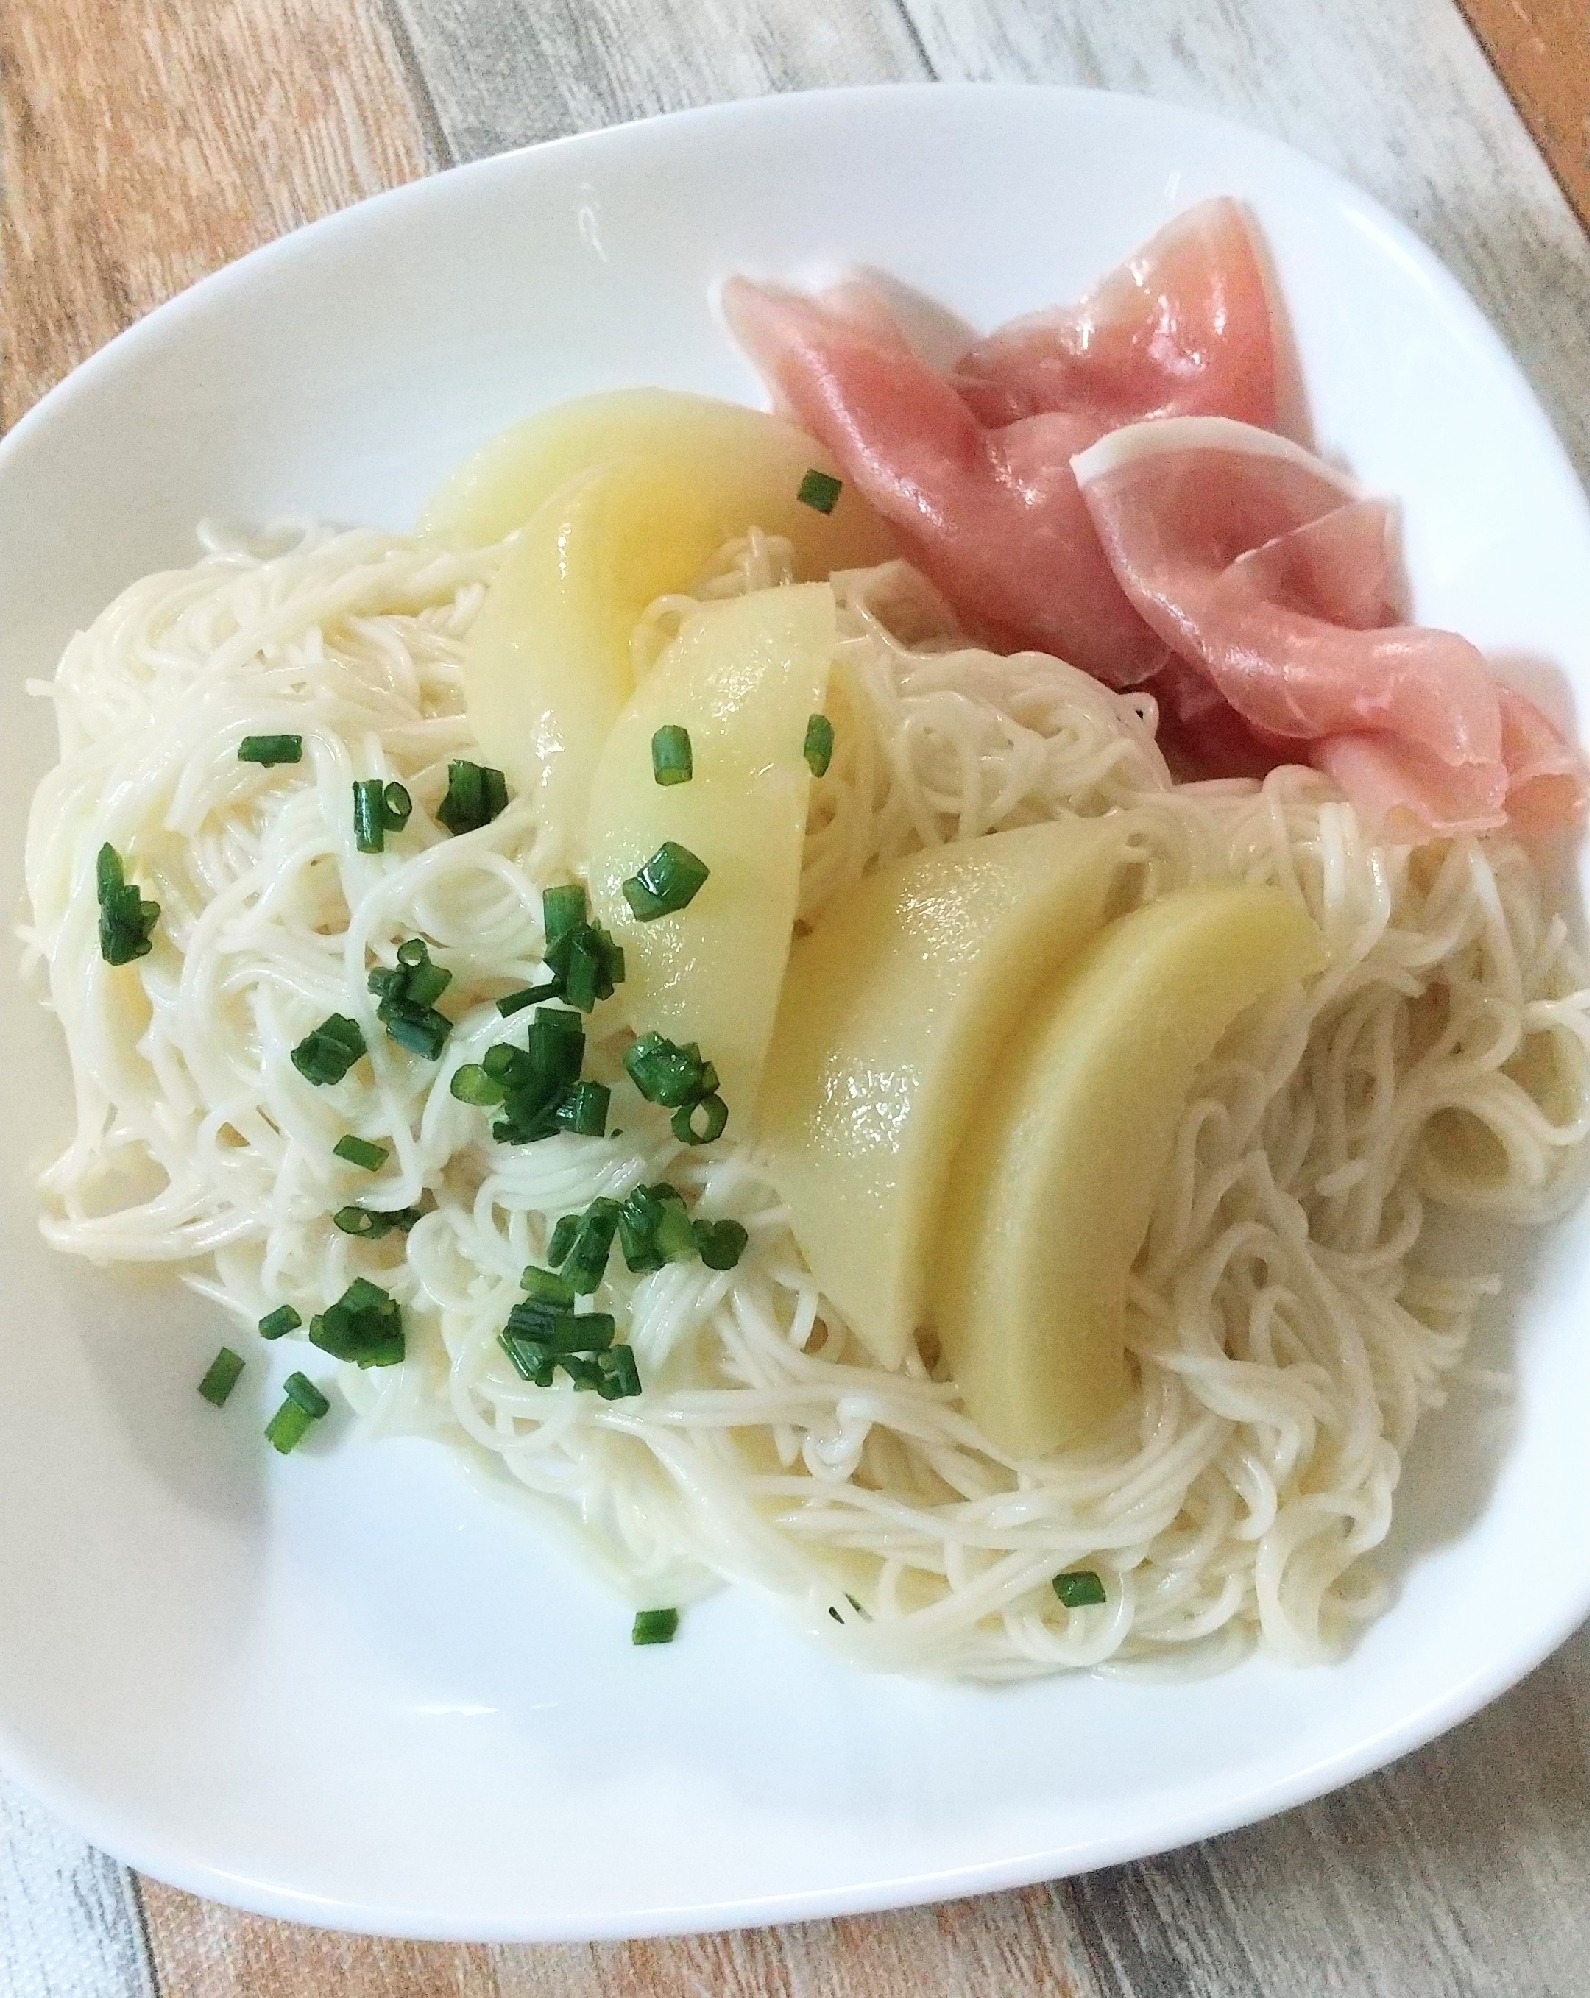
[
  {"xmin": 505, "ymin": 1302, "xmax": 616, "ymax": 1353},
  {"xmin": 651, "ymin": 724, "xmax": 693, "ymax": 785},
  {"xmin": 1052, "ymin": 1570, "xmax": 1107, "ymax": 1609},
  {"xmin": 382, "ymin": 781, "xmax": 412, "ymax": 830},
  {"xmin": 258, "ymin": 1304, "xmax": 302, "ymax": 1341},
  {"xmin": 449, "ymin": 1064, "xmax": 505, "ymax": 1106},
  {"xmin": 651, "ymin": 1187, "xmax": 698, "ymax": 1264},
  {"xmin": 238, "ymin": 734, "xmax": 304, "ymax": 766},
  {"xmin": 554, "ymin": 1079, "xmax": 610, "ymax": 1138},
  {"xmin": 596, "ymin": 1343, "xmax": 642, "ymax": 1400},
  {"xmin": 564, "ymin": 1198, "xmax": 621, "ymax": 1294},
  {"xmin": 621, "ymin": 841, "xmax": 710, "ymax": 922},
  {"xmin": 282, "ymin": 1371, "xmax": 330, "ymax": 1417},
  {"xmin": 521, "ymin": 1264, "xmax": 577, "ymax": 1307},
  {"xmin": 672, "ymin": 1093, "xmax": 728, "ymax": 1145},
  {"xmin": 631, "ymin": 1607, "xmax": 679, "ymax": 1645},
  {"xmin": 796, "ymin": 468, "xmax": 843, "ymax": 514},
  {"xmin": 803, "ymin": 712, "xmax": 834, "ymax": 778},
  {"xmin": 95, "ymin": 843, "xmax": 161, "ymax": 965},
  {"xmin": 264, "ymin": 1399, "xmax": 315, "ymax": 1454},
  {"xmin": 622, "ymin": 1032, "xmax": 715, "ymax": 1109},
  {"xmin": 693, "ymin": 1218, "xmax": 749, "ymax": 1270},
  {"xmin": 617, "ymin": 1185, "xmax": 665, "ymax": 1273},
  {"xmin": 436, "ymin": 759, "xmax": 510, "ymax": 835},
  {"xmin": 542, "ymin": 882, "xmax": 587, "ymax": 947},
  {"xmin": 369, "ymin": 940, "xmax": 453, "ymax": 1058},
  {"xmin": 289, "ymin": 1013, "xmax": 367, "ymax": 1086},
  {"xmin": 333, "ymin": 1134, "xmax": 389, "ymax": 1171},
  {"xmin": 496, "ymin": 980, "xmax": 561, "ymax": 1017},
  {"xmin": 197, "ymin": 1347, "xmax": 245, "ymax": 1406},
  {"xmin": 498, "ymin": 1329, "xmax": 555, "ymax": 1386},
  {"xmin": 309, "ymin": 1278, "xmax": 405, "ymax": 1368},
  {"xmin": 547, "ymin": 1215, "xmax": 580, "ymax": 1268},
  {"xmin": 352, "ymin": 778, "xmax": 387, "ymax": 853},
  {"xmin": 331, "ymin": 1203, "xmax": 422, "ymax": 1240}
]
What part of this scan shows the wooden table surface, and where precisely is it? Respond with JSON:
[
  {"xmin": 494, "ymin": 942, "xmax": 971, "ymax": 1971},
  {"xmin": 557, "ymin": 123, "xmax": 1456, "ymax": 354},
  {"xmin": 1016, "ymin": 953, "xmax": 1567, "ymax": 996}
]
[{"xmin": 3, "ymin": 3, "xmax": 1589, "ymax": 1993}]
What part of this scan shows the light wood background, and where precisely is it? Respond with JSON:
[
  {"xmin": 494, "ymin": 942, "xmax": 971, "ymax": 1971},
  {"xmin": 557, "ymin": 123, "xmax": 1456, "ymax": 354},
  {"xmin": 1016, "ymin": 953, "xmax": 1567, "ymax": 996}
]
[{"xmin": 3, "ymin": 2, "xmax": 1589, "ymax": 1993}]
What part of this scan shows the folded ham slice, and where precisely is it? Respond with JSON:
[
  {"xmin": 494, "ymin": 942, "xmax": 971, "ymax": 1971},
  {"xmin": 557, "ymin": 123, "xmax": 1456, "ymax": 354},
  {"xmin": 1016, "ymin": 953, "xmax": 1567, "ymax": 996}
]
[
  {"xmin": 1074, "ymin": 417, "xmax": 1585, "ymax": 838},
  {"xmin": 722, "ymin": 200, "xmax": 1285, "ymax": 688}
]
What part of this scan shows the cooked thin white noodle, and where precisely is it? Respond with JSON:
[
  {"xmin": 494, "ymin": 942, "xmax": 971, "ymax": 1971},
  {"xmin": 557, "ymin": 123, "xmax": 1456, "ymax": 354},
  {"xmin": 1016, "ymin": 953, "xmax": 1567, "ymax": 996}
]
[{"xmin": 23, "ymin": 523, "xmax": 1590, "ymax": 1679}]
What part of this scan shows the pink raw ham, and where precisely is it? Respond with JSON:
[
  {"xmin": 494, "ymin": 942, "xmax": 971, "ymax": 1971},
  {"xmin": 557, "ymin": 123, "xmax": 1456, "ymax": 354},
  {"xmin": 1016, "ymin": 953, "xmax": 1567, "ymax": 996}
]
[
  {"xmin": 722, "ymin": 202, "xmax": 1287, "ymax": 687},
  {"xmin": 952, "ymin": 199, "xmax": 1285, "ymax": 433},
  {"xmin": 1074, "ymin": 416, "xmax": 1585, "ymax": 838}
]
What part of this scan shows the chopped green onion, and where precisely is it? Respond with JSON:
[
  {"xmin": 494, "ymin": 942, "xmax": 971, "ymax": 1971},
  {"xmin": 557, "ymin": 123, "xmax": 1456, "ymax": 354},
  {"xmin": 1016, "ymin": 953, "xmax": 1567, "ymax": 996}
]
[
  {"xmin": 631, "ymin": 1607, "xmax": 679, "ymax": 1645},
  {"xmin": 369, "ymin": 940, "xmax": 452, "ymax": 1058},
  {"xmin": 547, "ymin": 1216, "xmax": 580, "ymax": 1268},
  {"xmin": 1052, "ymin": 1570, "xmax": 1107, "ymax": 1609},
  {"xmin": 309, "ymin": 1277, "xmax": 405, "ymax": 1368},
  {"xmin": 621, "ymin": 841, "xmax": 710, "ymax": 922},
  {"xmin": 496, "ymin": 980, "xmax": 561, "ymax": 1017},
  {"xmin": 521, "ymin": 1264, "xmax": 577, "ymax": 1307},
  {"xmin": 504, "ymin": 1303, "xmax": 616, "ymax": 1353},
  {"xmin": 598, "ymin": 1343, "xmax": 643, "ymax": 1400},
  {"xmin": 796, "ymin": 468, "xmax": 843, "ymax": 514},
  {"xmin": 803, "ymin": 712, "xmax": 834, "ymax": 778},
  {"xmin": 652, "ymin": 1188, "xmax": 697, "ymax": 1263},
  {"xmin": 353, "ymin": 778, "xmax": 387, "ymax": 853},
  {"xmin": 197, "ymin": 1347, "xmax": 245, "ymax": 1406},
  {"xmin": 693, "ymin": 1218, "xmax": 749, "ymax": 1270},
  {"xmin": 436, "ymin": 759, "xmax": 510, "ymax": 835},
  {"xmin": 382, "ymin": 781, "xmax": 412, "ymax": 829},
  {"xmin": 564, "ymin": 1198, "xmax": 621, "ymax": 1294},
  {"xmin": 651, "ymin": 725, "xmax": 693, "ymax": 785},
  {"xmin": 95, "ymin": 843, "xmax": 161, "ymax": 965},
  {"xmin": 265, "ymin": 1399, "xmax": 315, "ymax": 1454},
  {"xmin": 542, "ymin": 883, "xmax": 587, "ymax": 950},
  {"xmin": 282, "ymin": 1371, "xmax": 330, "ymax": 1417},
  {"xmin": 333, "ymin": 1134, "xmax": 389, "ymax": 1171},
  {"xmin": 258, "ymin": 1304, "xmax": 302, "ymax": 1341},
  {"xmin": 289, "ymin": 1013, "xmax": 367, "ymax": 1086},
  {"xmin": 622, "ymin": 1032, "xmax": 717, "ymax": 1110},
  {"xmin": 238, "ymin": 734, "xmax": 303, "ymax": 766},
  {"xmin": 672, "ymin": 1093, "xmax": 728, "ymax": 1145},
  {"xmin": 331, "ymin": 1203, "xmax": 423, "ymax": 1240},
  {"xmin": 555, "ymin": 1079, "xmax": 610, "ymax": 1137},
  {"xmin": 449, "ymin": 1064, "xmax": 505, "ymax": 1106}
]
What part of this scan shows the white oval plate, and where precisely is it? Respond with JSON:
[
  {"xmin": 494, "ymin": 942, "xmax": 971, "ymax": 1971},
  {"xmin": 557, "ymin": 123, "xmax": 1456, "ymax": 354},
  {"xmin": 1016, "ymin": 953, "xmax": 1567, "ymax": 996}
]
[{"xmin": 2, "ymin": 84, "xmax": 1588, "ymax": 1943}]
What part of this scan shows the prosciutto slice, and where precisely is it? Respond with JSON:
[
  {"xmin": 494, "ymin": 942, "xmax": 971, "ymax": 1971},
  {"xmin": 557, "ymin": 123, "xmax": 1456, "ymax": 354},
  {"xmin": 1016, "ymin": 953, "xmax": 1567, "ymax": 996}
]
[
  {"xmin": 722, "ymin": 200, "xmax": 1286, "ymax": 687},
  {"xmin": 951, "ymin": 198, "xmax": 1283, "ymax": 432},
  {"xmin": 1074, "ymin": 417, "xmax": 1585, "ymax": 837}
]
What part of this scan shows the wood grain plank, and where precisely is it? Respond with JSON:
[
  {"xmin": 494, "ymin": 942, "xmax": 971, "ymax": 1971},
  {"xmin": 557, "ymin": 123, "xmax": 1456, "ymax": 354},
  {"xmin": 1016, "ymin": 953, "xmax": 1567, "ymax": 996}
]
[
  {"xmin": 385, "ymin": 0, "xmax": 929, "ymax": 161},
  {"xmin": 0, "ymin": 0, "xmax": 435, "ymax": 429},
  {"xmin": 903, "ymin": 0, "xmax": 1590, "ymax": 486},
  {"xmin": 0, "ymin": 1778, "xmax": 156, "ymax": 1998},
  {"xmin": 1457, "ymin": 0, "xmax": 1590, "ymax": 230}
]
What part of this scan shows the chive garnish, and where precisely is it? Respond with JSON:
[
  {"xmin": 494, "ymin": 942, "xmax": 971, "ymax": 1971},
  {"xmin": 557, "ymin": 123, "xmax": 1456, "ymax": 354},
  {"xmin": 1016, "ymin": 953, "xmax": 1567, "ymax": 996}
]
[
  {"xmin": 95, "ymin": 843, "xmax": 160, "ymax": 966},
  {"xmin": 308, "ymin": 1278, "xmax": 405, "ymax": 1368},
  {"xmin": 289, "ymin": 1013, "xmax": 367, "ymax": 1086},
  {"xmin": 331, "ymin": 1203, "xmax": 423, "ymax": 1239},
  {"xmin": 622, "ymin": 1032, "xmax": 718, "ymax": 1110},
  {"xmin": 198, "ymin": 1347, "xmax": 245, "ymax": 1406},
  {"xmin": 436, "ymin": 759, "xmax": 510, "ymax": 835},
  {"xmin": 631, "ymin": 1608, "xmax": 679, "ymax": 1645},
  {"xmin": 651, "ymin": 725, "xmax": 693, "ymax": 786},
  {"xmin": 449, "ymin": 1064, "xmax": 504, "ymax": 1106},
  {"xmin": 554, "ymin": 1079, "xmax": 610, "ymax": 1137},
  {"xmin": 369, "ymin": 938, "xmax": 453, "ymax": 1058},
  {"xmin": 543, "ymin": 883, "xmax": 587, "ymax": 950},
  {"xmin": 547, "ymin": 1215, "xmax": 581, "ymax": 1268},
  {"xmin": 562, "ymin": 1198, "xmax": 621, "ymax": 1294},
  {"xmin": 1052, "ymin": 1570, "xmax": 1107, "ymax": 1609},
  {"xmin": 692, "ymin": 1218, "xmax": 748, "ymax": 1270},
  {"xmin": 496, "ymin": 980, "xmax": 561, "ymax": 1018},
  {"xmin": 238, "ymin": 734, "xmax": 303, "ymax": 766},
  {"xmin": 796, "ymin": 468, "xmax": 843, "ymax": 514},
  {"xmin": 264, "ymin": 1372, "xmax": 329, "ymax": 1453},
  {"xmin": 672, "ymin": 1094, "xmax": 728, "ymax": 1145},
  {"xmin": 620, "ymin": 842, "xmax": 709, "ymax": 922},
  {"xmin": 333, "ymin": 1134, "xmax": 389, "ymax": 1171},
  {"xmin": 521, "ymin": 1265, "xmax": 578, "ymax": 1307},
  {"xmin": 803, "ymin": 713, "xmax": 834, "ymax": 778},
  {"xmin": 258, "ymin": 1304, "xmax": 302, "ymax": 1341},
  {"xmin": 352, "ymin": 779, "xmax": 410, "ymax": 854}
]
